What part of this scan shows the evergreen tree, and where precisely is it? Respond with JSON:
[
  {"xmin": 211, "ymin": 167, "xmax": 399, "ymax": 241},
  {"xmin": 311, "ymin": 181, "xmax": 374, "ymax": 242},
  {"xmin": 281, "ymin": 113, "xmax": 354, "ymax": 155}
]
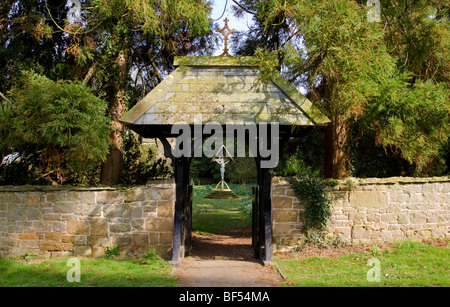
[{"xmin": 232, "ymin": 0, "xmax": 450, "ymax": 178}]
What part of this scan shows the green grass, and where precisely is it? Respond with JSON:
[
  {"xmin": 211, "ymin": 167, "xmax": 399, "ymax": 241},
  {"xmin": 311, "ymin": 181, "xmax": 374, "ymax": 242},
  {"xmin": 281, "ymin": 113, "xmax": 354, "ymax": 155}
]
[
  {"xmin": 276, "ymin": 240, "xmax": 450, "ymax": 287},
  {"xmin": 192, "ymin": 184, "xmax": 254, "ymax": 235},
  {"xmin": 0, "ymin": 255, "xmax": 178, "ymax": 287}
]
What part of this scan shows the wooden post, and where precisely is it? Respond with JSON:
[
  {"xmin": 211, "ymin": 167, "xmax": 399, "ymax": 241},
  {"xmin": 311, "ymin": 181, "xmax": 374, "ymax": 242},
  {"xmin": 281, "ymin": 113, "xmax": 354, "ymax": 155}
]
[{"xmin": 255, "ymin": 156, "xmax": 273, "ymax": 265}]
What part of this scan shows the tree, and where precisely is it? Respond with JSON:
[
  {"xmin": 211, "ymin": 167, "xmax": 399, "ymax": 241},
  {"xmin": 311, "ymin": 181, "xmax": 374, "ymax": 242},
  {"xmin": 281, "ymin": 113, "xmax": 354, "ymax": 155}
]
[
  {"xmin": 52, "ymin": 0, "xmax": 214, "ymax": 185},
  {"xmin": 1, "ymin": 0, "xmax": 215, "ymax": 185},
  {"xmin": 0, "ymin": 71, "xmax": 110, "ymax": 185},
  {"xmin": 232, "ymin": 0, "xmax": 450, "ymax": 178}
]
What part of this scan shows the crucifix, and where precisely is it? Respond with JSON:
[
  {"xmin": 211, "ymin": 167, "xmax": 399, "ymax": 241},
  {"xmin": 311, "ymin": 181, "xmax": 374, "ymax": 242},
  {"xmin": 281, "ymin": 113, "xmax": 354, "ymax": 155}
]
[
  {"xmin": 216, "ymin": 18, "xmax": 237, "ymax": 57},
  {"xmin": 212, "ymin": 144, "xmax": 233, "ymax": 191}
]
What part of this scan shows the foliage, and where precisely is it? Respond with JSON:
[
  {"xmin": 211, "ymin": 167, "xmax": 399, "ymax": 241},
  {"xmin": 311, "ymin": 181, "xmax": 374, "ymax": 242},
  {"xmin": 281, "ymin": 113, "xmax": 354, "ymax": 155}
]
[
  {"xmin": 360, "ymin": 77, "xmax": 450, "ymax": 172},
  {"xmin": 140, "ymin": 248, "xmax": 162, "ymax": 264},
  {"xmin": 0, "ymin": 0, "xmax": 216, "ymax": 185},
  {"xmin": 119, "ymin": 132, "xmax": 173, "ymax": 185},
  {"xmin": 0, "ymin": 71, "xmax": 110, "ymax": 185},
  {"xmin": 233, "ymin": 0, "xmax": 450, "ymax": 177},
  {"xmin": 104, "ymin": 244, "xmax": 120, "ymax": 258},
  {"xmin": 276, "ymin": 155, "xmax": 331, "ymax": 241}
]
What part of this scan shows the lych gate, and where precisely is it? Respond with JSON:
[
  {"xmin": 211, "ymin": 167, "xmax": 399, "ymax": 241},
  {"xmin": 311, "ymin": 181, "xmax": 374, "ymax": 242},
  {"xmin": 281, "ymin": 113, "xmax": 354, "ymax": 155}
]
[{"xmin": 120, "ymin": 56, "xmax": 329, "ymax": 266}]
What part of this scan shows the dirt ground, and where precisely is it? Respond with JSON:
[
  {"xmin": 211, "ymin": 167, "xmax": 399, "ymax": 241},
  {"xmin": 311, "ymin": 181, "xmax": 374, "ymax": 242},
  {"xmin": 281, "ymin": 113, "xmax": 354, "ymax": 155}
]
[{"xmin": 175, "ymin": 232, "xmax": 284, "ymax": 287}]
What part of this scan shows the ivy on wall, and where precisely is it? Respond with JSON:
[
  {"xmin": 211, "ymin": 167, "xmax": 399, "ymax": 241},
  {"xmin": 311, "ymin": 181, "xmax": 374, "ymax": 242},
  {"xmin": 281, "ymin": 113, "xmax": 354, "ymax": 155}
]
[{"xmin": 277, "ymin": 157, "xmax": 332, "ymax": 242}]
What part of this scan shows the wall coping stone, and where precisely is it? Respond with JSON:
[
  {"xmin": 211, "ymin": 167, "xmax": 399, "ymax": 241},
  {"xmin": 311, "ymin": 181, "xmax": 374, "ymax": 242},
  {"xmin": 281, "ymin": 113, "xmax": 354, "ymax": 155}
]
[
  {"xmin": 273, "ymin": 176, "xmax": 450, "ymax": 192},
  {"xmin": 0, "ymin": 179, "xmax": 175, "ymax": 193}
]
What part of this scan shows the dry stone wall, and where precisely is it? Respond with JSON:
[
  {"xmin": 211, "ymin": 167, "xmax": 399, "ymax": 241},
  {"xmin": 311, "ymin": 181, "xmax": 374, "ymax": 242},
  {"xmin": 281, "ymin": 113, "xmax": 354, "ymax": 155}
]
[
  {"xmin": 0, "ymin": 180, "xmax": 175, "ymax": 258},
  {"xmin": 272, "ymin": 177, "xmax": 450, "ymax": 250}
]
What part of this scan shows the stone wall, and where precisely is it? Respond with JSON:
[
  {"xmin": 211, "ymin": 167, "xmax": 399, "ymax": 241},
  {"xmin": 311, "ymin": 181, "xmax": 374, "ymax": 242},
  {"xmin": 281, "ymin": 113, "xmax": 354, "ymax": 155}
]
[
  {"xmin": 0, "ymin": 180, "xmax": 175, "ymax": 258},
  {"xmin": 272, "ymin": 177, "xmax": 450, "ymax": 250},
  {"xmin": 2, "ymin": 176, "xmax": 449, "ymax": 258}
]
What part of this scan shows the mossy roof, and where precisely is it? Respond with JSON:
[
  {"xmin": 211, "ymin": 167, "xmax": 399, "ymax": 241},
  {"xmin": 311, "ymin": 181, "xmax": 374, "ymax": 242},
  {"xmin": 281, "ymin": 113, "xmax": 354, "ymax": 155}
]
[{"xmin": 120, "ymin": 56, "xmax": 330, "ymax": 126}]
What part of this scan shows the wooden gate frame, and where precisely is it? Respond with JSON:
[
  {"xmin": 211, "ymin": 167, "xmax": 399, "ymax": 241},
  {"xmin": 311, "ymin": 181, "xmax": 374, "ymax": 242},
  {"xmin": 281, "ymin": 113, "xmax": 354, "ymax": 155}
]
[{"xmin": 161, "ymin": 129, "xmax": 276, "ymax": 267}]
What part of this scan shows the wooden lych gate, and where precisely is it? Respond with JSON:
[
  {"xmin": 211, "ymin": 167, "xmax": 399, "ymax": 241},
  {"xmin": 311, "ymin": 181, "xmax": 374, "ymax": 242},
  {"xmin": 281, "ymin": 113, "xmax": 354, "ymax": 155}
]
[{"xmin": 120, "ymin": 56, "xmax": 329, "ymax": 266}]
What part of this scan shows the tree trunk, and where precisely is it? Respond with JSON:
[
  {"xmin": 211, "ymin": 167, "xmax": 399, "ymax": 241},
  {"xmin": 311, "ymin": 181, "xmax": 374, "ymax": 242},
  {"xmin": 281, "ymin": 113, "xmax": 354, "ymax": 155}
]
[
  {"xmin": 100, "ymin": 50, "xmax": 127, "ymax": 185},
  {"xmin": 324, "ymin": 115, "xmax": 349, "ymax": 179}
]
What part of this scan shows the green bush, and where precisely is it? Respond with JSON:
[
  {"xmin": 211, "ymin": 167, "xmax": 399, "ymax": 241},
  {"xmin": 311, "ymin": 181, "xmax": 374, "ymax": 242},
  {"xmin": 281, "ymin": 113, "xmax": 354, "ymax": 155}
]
[
  {"xmin": 104, "ymin": 244, "xmax": 120, "ymax": 258},
  {"xmin": 0, "ymin": 71, "xmax": 110, "ymax": 185},
  {"xmin": 140, "ymin": 248, "xmax": 161, "ymax": 264}
]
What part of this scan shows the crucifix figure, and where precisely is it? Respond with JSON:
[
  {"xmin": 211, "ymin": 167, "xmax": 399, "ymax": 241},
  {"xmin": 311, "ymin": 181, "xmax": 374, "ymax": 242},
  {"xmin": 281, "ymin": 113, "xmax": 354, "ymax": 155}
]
[
  {"xmin": 211, "ymin": 145, "xmax": 233, "ymax": 191},
  {"xmin": 216, "ymin": 18, "xmax": 237, "ymax": 57},
  {"xmin": 215, "ymin": 157, "xmax": 230, "ymax": 181}
]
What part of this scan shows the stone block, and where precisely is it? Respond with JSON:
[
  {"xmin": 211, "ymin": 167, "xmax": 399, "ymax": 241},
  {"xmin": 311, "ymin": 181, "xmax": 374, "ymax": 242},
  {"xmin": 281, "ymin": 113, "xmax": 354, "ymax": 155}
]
[
  {"xmin": 27, "ymin": 208, "xmax": 43, "ymax": 221},
  {"xmin": 273, "ymin": 196, "xmax": 293, "ymax": 209},
  {"xmin": 390, "ymin": 191, "xmax": 410, "ymax": 203},
  {"xmin": 157, "ymin": 203, "xmax": 174, "ymax": 218},
  {"xmin": 73, "ymin": 245, "xmax": 92, "ymax": 256},
  {"xmin": 397, "ymin": 213, "xmax": 410, "ymax": 224},
  {"xmin": 80, "ymin": 192, "xmax": 96, "ymax": 206},
  {"xmin": 53, "ymin": 203, "xmax": 75, "ymax": 214},
  {"xmin": 90, "ymin": 218, "xmax": 108, "ymax": 236},
  {"xmin": 111, "ymin": 233, "xmax": 131, "ymax": 246},
  {"xmin": 130, "ymin": 206, "xmax": 143, "ymax": 219},
  {"xmin": 97, "ymin": 190, "xmax": 123, "ymax": 204},
  {"xmin": 132, "ymin": 233, "xmax": 149, "ymax": 247},
  {"xmin": 110, "ymin": 223, "xmax": 131, "ymax": 233},
  {"xmin": 67, "ymin": 220, "xmax": 89, "ymax": 235},
  {"xmin": 40, "ymin": 241, "xmax": 64, "ymax": 251},
  {"xmin": 7, "ymin": 204, "xmax": 25, "ymax": 221},
  {"xmin": 410, "ymin": 211, "xmax": 427, "ymax": 224},
  {"xmin": 46, "ymin": 191, "xmax": 67, "ymax": 203},
  {"xmin": 381, "ymin": 213, "xmax": 396, "ymax": 223},
  {"xmin": 272, "ymin": 223, "xmax": 292, "ymax": 235},
  {"xmin": 44, "ymin": 232, "xmax": 62, "ymax": 241},
  {"xmin": 334, "ymin": 227, "xmax": 351, "ymax": 240},
  {"xmin": 349, "ymin": 191, "xmax": 387, "ymax": 208},
  {"xmin": 273, "ymin": 209, "xmax": 298, "ymax": 223},
  {"xmin": 387, "ymin": 203, "xmax": 402, "ymax": 214},
  {"xmin": 18, "ymin": 233, "xmax": 38, "ymax": 240},
  {"xmin": 149, "ymin": 232, "xmax": 159, "ymax": 244},
  {"xmin": 273, "ymin": 187, "xmax": 286, "ymax": 196},
  {"xmin": 104, "ymin": 204, "xmax": 130, "ymax": 218},
  {"xmin": 62, "ymin": 235, "xmax": 75, "ymax": 243},
  {"xmin": 145, "ymin": 218, "xmax": 173, "ymax": 232},
  {"xmin": 125, "ymin": 188, "xmax": 146, "ymax": 202},
  {"xmin": 24, "ymin": 193, "xmax": 40, "ymax": 205},
  {"xmin": 78, "ymin": 203, "xmax": 102, "ymax": 217},
  {"xmin": 52, "ymin": 221, "xmax": 66, "ymax": 232},
  {"xmin": 131, "ymin": 218, "xmax": 145, "ymax": 231},
  {"xmin": 351, "ymin": 226, "xmax": 368, "ymax": 240},
  {"xmin": 158, "ymin": 189, "xmax": 174, "ymax": 201},
  {"xmin": 348, "ymin": 212, "xmax": 366, "ymax": 223},
  {"xmin": 159, "ymin": 232, "xmax": 173, "ymax": 245},
  {"xmin": 67, "ymin": 191, "xmax": 81, "ymax": 202}
]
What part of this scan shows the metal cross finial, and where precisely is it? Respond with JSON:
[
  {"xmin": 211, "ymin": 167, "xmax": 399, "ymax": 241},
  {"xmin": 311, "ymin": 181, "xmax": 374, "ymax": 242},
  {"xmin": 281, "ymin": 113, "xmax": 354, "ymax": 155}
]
[{"xmin": 216, "ymin": 18, "xmax": 237, "ymax": 57}]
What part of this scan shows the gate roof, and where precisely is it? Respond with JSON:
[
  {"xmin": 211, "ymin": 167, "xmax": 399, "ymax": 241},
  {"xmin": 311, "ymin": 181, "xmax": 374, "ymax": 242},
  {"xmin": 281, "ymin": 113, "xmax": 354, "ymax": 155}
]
[{"xmin": 120, "ymin": 56, "xmax": 329, "ymax": 136}]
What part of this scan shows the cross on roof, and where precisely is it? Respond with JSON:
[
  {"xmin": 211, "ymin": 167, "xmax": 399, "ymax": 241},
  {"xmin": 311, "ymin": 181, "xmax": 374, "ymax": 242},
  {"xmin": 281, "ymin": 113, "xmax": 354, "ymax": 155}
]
[{"xmin": 216, "ymin": 18, "xmax": 237, "ymax": 57}]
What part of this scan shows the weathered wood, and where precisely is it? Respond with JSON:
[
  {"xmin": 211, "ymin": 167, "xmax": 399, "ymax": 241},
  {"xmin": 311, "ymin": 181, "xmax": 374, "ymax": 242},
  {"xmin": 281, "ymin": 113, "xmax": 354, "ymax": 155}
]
[{"xmin": 252, "ymin": 186, "xmax": 260, "ymax": 259}]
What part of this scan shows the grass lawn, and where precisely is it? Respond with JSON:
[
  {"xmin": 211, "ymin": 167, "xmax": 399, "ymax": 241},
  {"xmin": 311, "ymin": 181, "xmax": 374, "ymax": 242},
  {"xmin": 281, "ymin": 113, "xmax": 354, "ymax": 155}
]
[
  {"xmin": 0, "ymin": 255, "xmax": 178, "ymax": 287},
  {"xmin": 276, "ymin": 240, "xmax": 450, "ymax": 287},
  {"xmin": 192, "ymin": 184, "xmax": 254, "ymax": 235}
]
